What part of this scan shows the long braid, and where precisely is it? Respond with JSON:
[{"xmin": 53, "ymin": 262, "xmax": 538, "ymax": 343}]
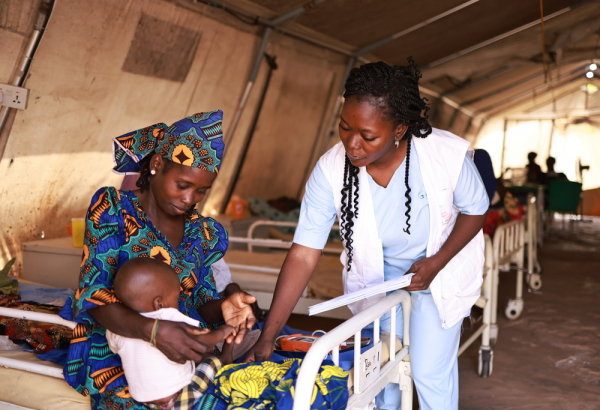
[
  {"xmin": 403, "ymin": 135, "xmax": 412, "ymax": 234},
  {"xmin": 339, "ymin": 57, "xmax": 431, "ymax": 262},
  {"xmin": 340, "ymin": 156, "xmax": 360, "ymax": 270}
]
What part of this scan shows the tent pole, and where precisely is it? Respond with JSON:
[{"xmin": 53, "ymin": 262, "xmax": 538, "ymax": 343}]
[
  {"xmin": 220, "ymin": 54, "xmax": 278, "ymax": 213},
  {"xmin": 547, "ymin": 119, "xmax": 555, "ymax": 157},
  {"xmin": 421, "ymin": 0, "xmax": 592, "ymax": 70},
  {"xmin": 0, "ymin": 0, "xmax": 53, "ymax": 161},
  {"xmin": 500, "ymin": 119, "xmax": 508, "ymax": 174},
  {"xmin": 223, "ymin": 1, "xmax": 328, "ymax": 145},
  {"xmin": 224, "ymin": 26, "xmax": 272, "ymax": 146}
]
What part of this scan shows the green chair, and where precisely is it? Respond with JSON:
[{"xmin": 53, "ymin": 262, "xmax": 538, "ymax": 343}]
[{"xmin": 546, "ymin": 180, "xmax": 583, "ymax": 231}]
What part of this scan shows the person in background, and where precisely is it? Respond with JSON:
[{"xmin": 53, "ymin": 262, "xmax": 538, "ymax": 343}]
[
  {"xmin": 526, "ymin": 152, "xmax": 543, "ymax": 184},
  {"xmin": 543, "ymin": 156, "xmax": 568, "ymax": 184}
]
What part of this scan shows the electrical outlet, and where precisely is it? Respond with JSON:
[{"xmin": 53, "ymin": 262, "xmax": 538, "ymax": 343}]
[{"xmin": 0, "ymin": 84, "xmax": 29, "ymax": 110}]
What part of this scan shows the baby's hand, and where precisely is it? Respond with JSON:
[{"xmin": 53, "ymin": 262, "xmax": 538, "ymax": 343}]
[{"xmin": 214, "ymin": 325, "xmax": 235, "ymax": 364}]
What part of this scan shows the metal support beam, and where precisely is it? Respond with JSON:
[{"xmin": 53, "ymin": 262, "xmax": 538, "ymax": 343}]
[
  {"xmin": 462, "ymin": 68, "xmax": 552, "ymax": 107},
  {"xmin": 477, "ymin": 66, "xmax": 588, "ymax": 114},
  {"xmin": 352, "ymin": 0, "xmax": 479, "ymax": 57},
  {"xmin": 421, "ymin": 0, "xmax": 593, "ymax": 70},
  {"xmin": 443, "ymin": 66, "xmax": 515, "ymax": 96},
  {"xmin": 419, "ymin": 86, "xmax": 476, "ymax": 118}
]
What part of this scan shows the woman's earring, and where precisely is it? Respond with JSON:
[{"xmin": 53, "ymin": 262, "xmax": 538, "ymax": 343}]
[
  {"xmin": 395, "ymin": 140, "xmax": 400, "ymax": 148},
  {"xmin": 150, "ymin": 169, "xmax": 156, "ymax": 175}
]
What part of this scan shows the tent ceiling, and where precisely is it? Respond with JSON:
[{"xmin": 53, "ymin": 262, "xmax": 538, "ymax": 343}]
[{"xmin": 219, "ymin": 0, "xmax": 600, "ymax": 118}]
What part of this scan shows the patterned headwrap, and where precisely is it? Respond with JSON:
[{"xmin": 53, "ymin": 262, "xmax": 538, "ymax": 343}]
[{"xmin": 112, "ymin": 110, "xmax": 224, "ymax": 175}]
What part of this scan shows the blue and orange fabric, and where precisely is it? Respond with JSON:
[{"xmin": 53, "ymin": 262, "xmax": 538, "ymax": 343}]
[
  {"xmin": 59, "ymin": 187, "xmax": 228, "ymax": 410},
  {"xmin": 112, "ymin": 110, "xmax": 225, "ymax": 175},
  {"xmin": 211, "ymin": 358, "xmax": 349, "ymax": 410}
]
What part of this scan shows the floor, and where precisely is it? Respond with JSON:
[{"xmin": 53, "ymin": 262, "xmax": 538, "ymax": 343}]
[{"xmin": 285, "ymin": 216, "xmax": 600, "ymax": 409}]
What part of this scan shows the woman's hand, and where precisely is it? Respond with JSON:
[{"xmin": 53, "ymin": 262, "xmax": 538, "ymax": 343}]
[
  {"xmin": 404, "ymin": 213, "xmax": 487, "ymax": 292},
  {"xmin": 223, "ymin": 283, "xmax": 265, "ymax": 322},
  {"xmin": 403, "ymin": 255, "xmax": 445, "ymax": 291},
  {"xmin": 242, "ymin": 334, "xmax": 275, "ymax": 363},
  {"xmin": 221, "ymin": 291, "xmax": 258, "ymax": 344},
  {"xmin": 155, "ymin": 321, "xmax": 215, "ymax": 364}
]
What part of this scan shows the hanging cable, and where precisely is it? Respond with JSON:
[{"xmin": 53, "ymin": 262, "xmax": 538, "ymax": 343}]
[{"xmin": 540, "ymin": 0, "xmax": 550, "ymax": 82}]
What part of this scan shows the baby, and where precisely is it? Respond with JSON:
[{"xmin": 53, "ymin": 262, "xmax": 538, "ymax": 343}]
[{"xmin": 107, "ymin": 258, "xmax": 235, "ymax": 410}]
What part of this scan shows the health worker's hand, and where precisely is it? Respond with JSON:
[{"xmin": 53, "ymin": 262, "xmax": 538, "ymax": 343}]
[
  {"xmin": 221, "ymin": 291, "xmax": 258, "ymax": 344},
  {"xmin": 242, "ymin": 334, "xmax": 275, "ymax": 363},
  {"xmin": 155, "ymin": 321, "xmax": 214, "ymax": 364},
  {"xmin": 404, "ymin": 256, "xmax": 446, "ymax": 291}
]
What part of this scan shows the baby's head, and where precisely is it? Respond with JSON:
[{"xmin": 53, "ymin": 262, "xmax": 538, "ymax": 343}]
[{"xmin": 113, "ymin": 258, "xmax": 180, "ymax": 313}]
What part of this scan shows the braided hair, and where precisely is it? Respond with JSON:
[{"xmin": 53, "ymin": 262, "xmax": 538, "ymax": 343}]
[{"xmin": 340, "ymin": 57, "xmax": 432, "ymax": 271}]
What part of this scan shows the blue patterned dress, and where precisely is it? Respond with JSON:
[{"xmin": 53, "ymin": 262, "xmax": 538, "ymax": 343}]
[{"xmin": 59, "ymin": 187, "xmax": 228, "ymax": 410}]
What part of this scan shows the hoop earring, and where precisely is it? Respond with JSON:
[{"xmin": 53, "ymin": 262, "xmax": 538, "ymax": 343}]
[
  {"xmin": 395, "ymin": 140, "xmax": 400, "ymax": 148},
  {"xmin": 150, "ymin": 169, "xmax": 156, "ymax": 175}
]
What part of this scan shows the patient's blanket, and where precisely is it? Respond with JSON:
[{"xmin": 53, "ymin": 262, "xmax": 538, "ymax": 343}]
[
  {"xmin": 211, "ymin": 358, "xmax": 348, "ymax": 410},
  {"xmin": 0, "ymin": 293, "xmax": 72, "ymax": 353}
]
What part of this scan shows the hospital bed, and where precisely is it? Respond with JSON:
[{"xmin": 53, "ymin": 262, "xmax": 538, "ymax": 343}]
[
  {"xmin": 225, "ymin": 220, "xmax": 351, "ymax": 320},
  {"xmin": 0, "ymin": 290, "xmax": 413, "ymax": 410}
]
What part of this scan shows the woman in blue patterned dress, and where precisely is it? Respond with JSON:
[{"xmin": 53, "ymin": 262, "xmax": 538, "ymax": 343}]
[{"xmin": 59, "ymin": 110, "xmax": 257, "ymax": 410}]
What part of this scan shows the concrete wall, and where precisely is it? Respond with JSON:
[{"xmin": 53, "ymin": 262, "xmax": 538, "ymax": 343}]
[{"xmin": 0, "ymin": 0, "xmax": 347, "ymax": 276}]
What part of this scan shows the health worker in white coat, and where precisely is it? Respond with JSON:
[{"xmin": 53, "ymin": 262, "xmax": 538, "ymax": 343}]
[{"xmin": 244, "ymin": 59, "xmax": 489, "ymax": 410}]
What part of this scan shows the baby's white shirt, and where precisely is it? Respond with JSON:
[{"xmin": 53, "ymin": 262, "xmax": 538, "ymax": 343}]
[{"xmin": 106, "ymin": 308, "xmax": 200, "ymax": 403}]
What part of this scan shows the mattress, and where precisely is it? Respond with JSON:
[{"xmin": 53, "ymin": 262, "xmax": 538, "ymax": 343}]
[{"xmin": 0, "ymin": 351, "xmax": 89, "ymax": 410}]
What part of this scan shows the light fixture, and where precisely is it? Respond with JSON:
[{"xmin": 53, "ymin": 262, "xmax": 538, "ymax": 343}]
[
  {"xmin": 586, "ymin": 71, "xmax": 594, "ymax": 79},
  {"xmin": 590, "ymin": 63, "xmax": 598, "ymax": 71}
]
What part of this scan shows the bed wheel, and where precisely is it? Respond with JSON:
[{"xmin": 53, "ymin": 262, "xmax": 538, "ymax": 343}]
[
  {"xmin": 505, "ymin": 298, "xmax": 523, "ymax": 320},
  {"xmin": 529, "ymin": 273, "xmax": 542, "ymax": 290},
  {"xmin": 478, "ymin": 347, "xmax": 493, "ymax": 378}
]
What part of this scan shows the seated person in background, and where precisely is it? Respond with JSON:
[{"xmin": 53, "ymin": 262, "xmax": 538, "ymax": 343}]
[
  {"xmin": 526, "ymin": 152, "xmax": 543, "ymax": 184},
  {"xmin": 473, "ymin": 149, "xmax": 525, "ymax": 236},
  {"xmin": 107, "ymin": 258, "xmax": 235, "ymax": 410},
  {"xmin": 542, "ymin": 156, "xmax": 568, "ymax": 184}
]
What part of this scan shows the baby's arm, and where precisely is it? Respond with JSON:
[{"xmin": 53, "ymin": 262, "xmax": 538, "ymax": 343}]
[{"xmin": 192, "ymin": 325, "xmax": 235, "ymax": 365}]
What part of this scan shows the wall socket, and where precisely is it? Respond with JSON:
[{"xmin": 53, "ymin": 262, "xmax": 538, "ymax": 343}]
[{"xmin": 0, "ymin": 84, "xmax": 29, "ymax": 110}]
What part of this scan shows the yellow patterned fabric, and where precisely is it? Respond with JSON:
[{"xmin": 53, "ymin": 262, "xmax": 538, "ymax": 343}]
[{"xmin": 213, "ymin": 359, "xmax": 348, "ymax": 410}]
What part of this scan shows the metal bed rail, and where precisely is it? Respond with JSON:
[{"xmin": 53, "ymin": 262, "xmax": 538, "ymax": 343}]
[
  {"xmin": 245, "ymin": 220, "xmax": 342, "ymax": 254},
  {"xmin": 0, "ymin": 307, "xmax": 76, "ymax": 379},
  {"xmin": 294, "ymin": 290, "xmax": 412, "ymax": 410},
  {"xmin": 525, "ymin": 194, "xmax": 542, "ymax": 291},
  {"xmin": 456, "ymin": 234, "xmax": 494, "ymax": 377},
  {"xmin": 490, "ymin": 218, "xmax": 526, "ymax": 344}
]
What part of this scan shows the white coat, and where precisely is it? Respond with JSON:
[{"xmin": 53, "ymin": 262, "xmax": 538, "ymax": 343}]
[{"xmin": 318, "ymin": 128, "xmax": 484, "ymax": 329}]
